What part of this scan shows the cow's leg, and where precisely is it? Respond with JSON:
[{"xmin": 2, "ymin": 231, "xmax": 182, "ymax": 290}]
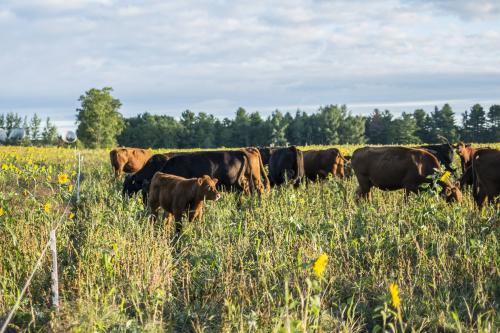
[
  {"xmin": 189, "ymin": 204, "xmax": 203, "ymax": 222},
  {"xmin": 355, "ymin": 178, "xmax": 372, "ymax": 202},
  {"xmin": 473, "ymin": 187, "xmax": 487, "ymax": 209}
]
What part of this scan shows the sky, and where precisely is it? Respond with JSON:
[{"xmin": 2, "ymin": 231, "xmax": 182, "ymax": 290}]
[{"xmin": 0, "ymin": 0, "xmax": 499, "ymax": 133}]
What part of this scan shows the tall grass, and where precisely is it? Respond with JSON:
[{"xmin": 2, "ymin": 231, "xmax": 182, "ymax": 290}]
[{"xmin": 0, "ymin": 145, "xmax": 498, "ymax": 332}]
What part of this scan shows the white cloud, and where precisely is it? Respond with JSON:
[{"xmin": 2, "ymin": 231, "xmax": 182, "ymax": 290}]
[{"xmin": 0, "ymin": 0, "xmax": 498, "ymax": 122}]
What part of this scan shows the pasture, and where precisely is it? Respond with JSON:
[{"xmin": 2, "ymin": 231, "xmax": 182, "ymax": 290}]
[{"xmin": 0, "ymin": 145, "xmax": 498, "ymax": 332}]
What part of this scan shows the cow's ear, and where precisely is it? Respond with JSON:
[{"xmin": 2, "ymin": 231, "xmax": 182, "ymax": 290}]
[
  {"xmin": 454, "ymin": 181, "xmax": 460, "ymax": 188},
  {"xmin": 445, "ymin": 187, "xmax": 451, "ymax": 196},
  {"xmin": 197, "ymin": 178, "xmax": 204, "ymax": 185},
  {"xmin": 212, "ymin": 178, "xmax": 218, "ymax": 184}
]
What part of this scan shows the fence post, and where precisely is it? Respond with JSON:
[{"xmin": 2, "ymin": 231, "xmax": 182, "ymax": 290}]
[
  {"xmin": 49, "ymin": 229, "xmax": 59, "ymax": 311},
  {"xmin": 76, "ymin": 152, "xmax": 82, "ymax": 202}
]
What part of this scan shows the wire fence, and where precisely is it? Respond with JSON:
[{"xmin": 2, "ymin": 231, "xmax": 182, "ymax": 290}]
[{"xmin": 0, "ymin": 151, "xmax": 83, "ymax": 333}]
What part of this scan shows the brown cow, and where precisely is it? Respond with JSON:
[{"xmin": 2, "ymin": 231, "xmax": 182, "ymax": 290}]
[
  {"xmin": 148, "ymin": 172, "xmax": 221, "ymax": 233},
  {"xmin": 472, "ymin": 148, "xmax": 500, "ymax": 208},
  {"xmin": 455, "ymin": 142, "xmax": 477, "ymax": 188},
  {"xmin": 110, "ymin": 148, "xmax": 152, "ymax": 178},
  {"xmin": 352, "ymin": 146, "xmax": 462, "ymax": 202},
  {"xmin": 303, "ymin": 148, "xmax": 346, "ymax": 180},
  {"xmin": 242, "ymin": 147, "xmax": 270, "ymax": 193}
]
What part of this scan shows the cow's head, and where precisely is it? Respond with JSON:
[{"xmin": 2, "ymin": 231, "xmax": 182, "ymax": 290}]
[
  {"xmin": 441, "ymin": 181, "xmax": 463, "ymax": 203},
  {"xmin": 123, "ymin": 174, "xmax": 142, "ymax": 196},
  {"xmin": 455, "ymin": 142, "xmax": 473, "ymax": 162},
  {"xmin": 197, "ymin": 175, "xmax": 221, "ymax": 201}
]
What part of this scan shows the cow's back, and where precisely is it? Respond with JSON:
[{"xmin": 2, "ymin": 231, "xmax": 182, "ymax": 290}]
[
  {"xmin": 352, "ymin": 146, "xmax": 439, "ymax": 190},
  {"xmin": 161, "ymin": 151, "xmax": 248, "ymax": 191}
]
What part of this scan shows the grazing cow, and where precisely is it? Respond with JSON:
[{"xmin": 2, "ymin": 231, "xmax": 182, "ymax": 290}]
[
  {"xmin": 416, "ymin": 142, "xmax": 455, "ymax": 173},
  {"xmin": 455, "ymin": 142, "xmax": 477, "ymax": 188},
  {"xmin": 243, "ymin": 147, "xmax": 271, "ymax": 193},
  {"xmin": 157, "ymin": 151, "xmax": 253, "ymax": 195},
  {"xmin": 148, "ymin": 172, "xmax": 221, "ymax": 233},
  {"xmin": 110, "ymin": 148, "xmax": 152, "ymax": 178},
  {"xmin": 268, "ymin": 146, "xmax": 304, "ymax": 187},
  {"xmin": 472, "ymin": 148, "xmax": 500, "ymax": 208},
  {"xmin": 352, "ymin": 146, "xmax": 462, "ymax": 202},
  {"xmin": 123, "ymin": 154, "xmax": 171, "ymax": 199},
  {"xmin": 303, "ymin": 148, "xmax": 346, "ymax": 180},
  {"xmin": 344, "ymin": 155, "xmax": 353, "ymax": 178}
]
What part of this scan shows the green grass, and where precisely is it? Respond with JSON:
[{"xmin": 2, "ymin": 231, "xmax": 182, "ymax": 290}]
[{"xmin": 0, "ymin": 145, "xmax": 498, "ymax": 332}]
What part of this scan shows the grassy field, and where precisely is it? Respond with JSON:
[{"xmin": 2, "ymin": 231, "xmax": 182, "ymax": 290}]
[{"xmin": 0, "ymin": 144, "xmax": 498, "ymax": 332}]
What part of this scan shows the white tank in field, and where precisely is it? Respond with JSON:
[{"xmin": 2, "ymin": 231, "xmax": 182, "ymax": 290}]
[
  {"xmin": 62, "ymin": 130, "xmax": 77, "ymax": 143},
  {"xmin": 0, "ymin": 129, "xmax": 7, "ymax": 143},
  {"xmin": 8, "ymin": 128, "xmax": 25, "ymax": 141}
]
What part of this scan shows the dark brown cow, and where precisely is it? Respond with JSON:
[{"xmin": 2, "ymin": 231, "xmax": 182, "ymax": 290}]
[
  {"xmin": 352, "ymin": 146, "xmax": 462, "ymax": 202},
  {"xmin": 455, "ymin": 142, "xmax": 477, "ymax": 188},
  {"xmin": 303, "ymin": 148, "xmax": 346, "ymax": 180},
  {"xmin": 110, "ymin": 148, "xmax": 152, "ymax": 178},
  {"xmin": 472, "ymin": 148, "xmax": 500, "ymax": 208},
  {"xmin": 242, "ymin": 147, "xmax": 270, "ymax": 193},
  {"xmin": 148, "ymin": 172, "xmax": 221, "ymax": 233}
]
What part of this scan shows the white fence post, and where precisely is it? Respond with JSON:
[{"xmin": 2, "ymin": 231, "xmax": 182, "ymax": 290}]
[
  {"xmin": 49, "ymin": 229, "xmax": 59, "ymax": 311},
  {"xmin": 76, "ymin": 152, "xmax": 82, "ymax": 202}
]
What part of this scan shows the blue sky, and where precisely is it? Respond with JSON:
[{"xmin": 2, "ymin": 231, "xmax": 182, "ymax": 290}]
[{"xmin": 0, "ymin": 0, "xmax": 499, "ymax": 132}]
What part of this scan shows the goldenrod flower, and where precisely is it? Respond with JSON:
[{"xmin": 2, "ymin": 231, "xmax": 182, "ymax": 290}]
[
  {"xmin": 44, "ymin": 202, "xmax": 51, "ymax": 213},
  {"xmin": 0, "ymin": 207, "xmax": 4, "ymax": 216},
  {"xmin": 313, "ymin": 253, "xmax": 328, "ymax": 278},
  {"xmin": 1, "ymin": 164, "xmax": 8, "ymax": 170},
  {"xmin": 389, "ymin": 283, "xmax": 401, "ymax": 308},
  {"xmin": 58, "ymin": 173, "xmax": 69, "ymax": 185}
]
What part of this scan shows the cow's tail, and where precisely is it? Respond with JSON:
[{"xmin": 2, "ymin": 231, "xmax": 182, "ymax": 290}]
[
  {"xmin": 292, "ymin": 146, "xmax": 303, "ymax": 187},
  {"xmin": 237, "ymin": 153, "xmax": 253, "ymax": 195},
  {"xmin": 257, "ymin": 149, "xmax": 271, "ymax": 192}
]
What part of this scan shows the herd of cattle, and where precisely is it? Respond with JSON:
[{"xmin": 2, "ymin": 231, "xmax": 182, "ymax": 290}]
[{"xmin": 110, "ymin": 141, "xmax": 499, "ymax": 233}]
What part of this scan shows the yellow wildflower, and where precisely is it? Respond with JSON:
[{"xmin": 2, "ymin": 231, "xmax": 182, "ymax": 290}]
[
  {"xmin": 0, "ymin": 207, "xmax": 4, "ymax": 216},
  {"xmin": 389, "ymin": 283, "xmax": 401, "ymax": 308},
  {"xmin": 1, "ymin": 164, "xmax": 8, "ymax": 170},
  {"xmin": 313, "ymin": 253, "xmax": 328, "ymax": 278},
  {"xmin": 439, "ymin": 171, "xmax": 451, "ymax": 182},
  {"xmin": 44, "ymin": 202, "xmax": 51, "ymax": 213},
  {"xmin": 68, "ymin": 184, "xmax": 74, "ymax": 193},
  {"xmin": 69, "ymin": 212, "xmax": 75, "ymax": 219},
  {"xmin": 58, "ymin": 173, "xmax": 69, "ymax": 185},
  {"xmin": 47, "ymin": 175, "xmax": 52, "ymax": 182}
]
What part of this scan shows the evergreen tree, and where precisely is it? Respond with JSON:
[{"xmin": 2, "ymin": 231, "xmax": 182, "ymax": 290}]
[
  {"xmin": 41, "ymin": 117, "xmax": 58, "ymax": 145},
  {"xmin": 76, "ymin": 87, "xmax": 124, "ymax": 148},
  {"xmin": 413, "ymin": 109, "xmax": 432, "ymax": 143},
  {"xmin": 269, "ymin": 110, "xmax": 288, "ymax": 146},
  {"xmin": 487, "ymin": 105, "xmax": 500, "ymax": 142},
  {"xmin": 30, "ymin": 114, "xmax": 42, "ymax": 141},
  {"xmin": 390, "ymin": 113, "xmax": 419, "ymax": 144},
  {"xmin": 366, "ymin": 109, "xmax": 392, "ymax": 144},
  {"xmin": 464, "ymin": 104, "xmax": 487, "ymax": 142},
  {"xmin": 429, "ymin": 104, "xmax": 458, "ymax": 142}
]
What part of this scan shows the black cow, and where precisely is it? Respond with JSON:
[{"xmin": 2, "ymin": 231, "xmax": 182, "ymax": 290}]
[
  {"xmin": 258, "ymin": 147, "xmax": 275, "ymax": 166},
  {"xmin": 123, "ymin": 154, "xmax": 171, "ymax": 197},
  {"xmin": 268, "ymin": 146, "xmax": 304, "ymax": 187},
  {"xmin": 143, "ymin": 151, "xmax": 253, "ymax": 199},
  {"xmin": 417, "ymin": 143, "xmax": 455, "ymax": 173}
]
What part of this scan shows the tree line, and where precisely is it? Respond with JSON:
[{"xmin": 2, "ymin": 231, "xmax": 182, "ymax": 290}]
[
  {"xmin": 115, "ymin": 104, "xmax": 499, "ymax": 149},
  {"xmin": 2, "ymin": 87, "xmax": 499, "ymax": 147}
]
